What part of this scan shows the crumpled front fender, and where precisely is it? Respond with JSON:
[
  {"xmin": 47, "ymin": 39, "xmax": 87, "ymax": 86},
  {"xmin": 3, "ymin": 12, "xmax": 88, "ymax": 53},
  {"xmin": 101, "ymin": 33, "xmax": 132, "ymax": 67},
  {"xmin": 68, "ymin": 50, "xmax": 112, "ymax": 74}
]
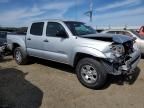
[{"xmin": 70, "ymin": 46, "xmax": 107, "ymax": 66}]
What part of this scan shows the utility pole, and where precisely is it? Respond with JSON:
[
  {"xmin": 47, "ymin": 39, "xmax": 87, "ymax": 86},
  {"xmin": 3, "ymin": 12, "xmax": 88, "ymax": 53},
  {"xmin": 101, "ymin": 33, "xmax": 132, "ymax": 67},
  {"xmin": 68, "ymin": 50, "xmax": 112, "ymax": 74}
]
[
  {"xmin": 84, "ymin": 0, "xmax": 93, "ymax": 22},
  {"xmin": 75, "ymin": 0, "xmax": 78, "ymax": 21},
  {"xmin": 89, "ymin": 0, "xmax": 93, "ymax": 22}
]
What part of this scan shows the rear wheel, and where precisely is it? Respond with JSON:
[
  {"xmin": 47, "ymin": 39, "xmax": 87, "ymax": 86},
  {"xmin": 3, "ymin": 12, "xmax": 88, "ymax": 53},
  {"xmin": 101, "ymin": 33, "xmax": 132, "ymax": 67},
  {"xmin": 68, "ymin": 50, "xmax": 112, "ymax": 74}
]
[
  {"xmin": 76, "ymin": 58, "xmax": 107, "ymax": 89},
  {"xmin": 14, "ymin": 47, "xmax": 28, "ymax": 65}
]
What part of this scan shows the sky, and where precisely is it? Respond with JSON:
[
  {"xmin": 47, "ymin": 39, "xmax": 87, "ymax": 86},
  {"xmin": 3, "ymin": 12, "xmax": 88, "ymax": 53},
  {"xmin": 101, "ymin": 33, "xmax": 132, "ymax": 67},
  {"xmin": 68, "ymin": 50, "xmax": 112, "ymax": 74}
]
[{"xmin": 0, "ymin": 0, "xmax": 144, "ymax": 27}]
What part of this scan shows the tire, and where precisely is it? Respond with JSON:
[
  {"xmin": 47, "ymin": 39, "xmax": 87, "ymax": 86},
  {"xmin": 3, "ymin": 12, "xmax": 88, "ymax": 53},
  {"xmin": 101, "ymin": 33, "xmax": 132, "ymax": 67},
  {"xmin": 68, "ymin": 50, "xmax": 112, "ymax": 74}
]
[
  {"xmin": 14, "ymin": 47, "xmax": 28, "ymax": 65},
  {"xmin": 75, "ymin": 58, "xmax": 107, "ymax": 89}
]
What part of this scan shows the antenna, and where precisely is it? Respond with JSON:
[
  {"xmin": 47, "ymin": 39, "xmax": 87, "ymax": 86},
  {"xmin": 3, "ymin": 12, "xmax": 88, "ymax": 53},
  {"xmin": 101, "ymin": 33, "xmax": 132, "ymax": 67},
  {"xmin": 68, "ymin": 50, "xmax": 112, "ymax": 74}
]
[{"xmin": 84, "ymin": 0, "xmax": 93, "ymax": 22}]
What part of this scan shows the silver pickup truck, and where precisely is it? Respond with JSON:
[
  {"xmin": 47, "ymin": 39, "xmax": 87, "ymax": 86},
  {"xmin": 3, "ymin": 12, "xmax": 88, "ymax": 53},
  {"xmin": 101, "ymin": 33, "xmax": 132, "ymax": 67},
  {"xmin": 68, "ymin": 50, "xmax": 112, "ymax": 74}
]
[{"xmin": 7, "ymin": 20, "xmax": 141, "ymax": 89}]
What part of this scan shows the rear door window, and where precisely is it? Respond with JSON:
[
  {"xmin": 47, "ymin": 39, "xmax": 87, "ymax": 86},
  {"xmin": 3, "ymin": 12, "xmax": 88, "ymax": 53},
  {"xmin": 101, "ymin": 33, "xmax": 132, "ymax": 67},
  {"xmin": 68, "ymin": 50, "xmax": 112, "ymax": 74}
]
[
  {"xmin": 116, "ymin": 31, "xmax": 132, "ymax": 37},
  {"xmin": 123, "ymin": 32, "xmax": 132, "ymax": 37},
  {"xmin": 30, "ymin": 22, "xmax": 44, "ymax": 36},
  {"xmin": 107, "ymin": 31, "xmax": 116, "ymax": 34}
]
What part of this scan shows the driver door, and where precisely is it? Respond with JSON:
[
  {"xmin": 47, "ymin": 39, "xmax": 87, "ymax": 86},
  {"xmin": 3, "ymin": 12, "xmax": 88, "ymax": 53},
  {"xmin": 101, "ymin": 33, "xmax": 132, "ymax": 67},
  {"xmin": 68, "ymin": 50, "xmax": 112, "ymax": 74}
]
[{"xmin": 43, "ymin": 22, "xmax": 71, "ymax": 64}]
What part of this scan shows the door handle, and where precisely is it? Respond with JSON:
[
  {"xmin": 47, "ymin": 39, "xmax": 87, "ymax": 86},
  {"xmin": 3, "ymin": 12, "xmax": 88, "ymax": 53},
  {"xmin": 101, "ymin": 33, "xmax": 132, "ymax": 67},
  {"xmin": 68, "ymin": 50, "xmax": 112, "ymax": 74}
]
[
  {"xmin": 27, "ymin": 38, "xmax": 31, "ymax": 40},
  {"xmin": 43, "ymin": 39, "xmax": 49, "ymax": 42}
]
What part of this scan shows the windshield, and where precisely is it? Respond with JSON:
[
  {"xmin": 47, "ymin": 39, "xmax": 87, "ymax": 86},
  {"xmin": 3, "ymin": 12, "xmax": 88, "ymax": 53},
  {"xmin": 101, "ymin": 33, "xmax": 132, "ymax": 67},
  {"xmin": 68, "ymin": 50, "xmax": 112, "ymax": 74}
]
[
  {"xmin": 64, "ymin": 21, "xmax": 96, "ymax": 36},
  {"xmin": 131, "ymin": 30, "xmax": 144, "ymax": 40}
]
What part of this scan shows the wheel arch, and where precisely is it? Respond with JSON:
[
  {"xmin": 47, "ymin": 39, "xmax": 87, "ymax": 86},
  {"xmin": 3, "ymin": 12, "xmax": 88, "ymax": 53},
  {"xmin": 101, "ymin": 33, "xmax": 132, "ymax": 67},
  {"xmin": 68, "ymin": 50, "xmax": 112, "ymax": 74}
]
[
  {"xmin": 73, "ymin": 52, "xmax": 102, "ymax": 68},
  {"xmin": 12, "ymin": 43, "xmax": 20, "ymax": 56},
  {"xmin": 12, "ymin": 43, "xmax": 27, "ymax": 57},
  {"xmin": 71, "ymin": 47, "xmax": 107, "ymax": 67}
]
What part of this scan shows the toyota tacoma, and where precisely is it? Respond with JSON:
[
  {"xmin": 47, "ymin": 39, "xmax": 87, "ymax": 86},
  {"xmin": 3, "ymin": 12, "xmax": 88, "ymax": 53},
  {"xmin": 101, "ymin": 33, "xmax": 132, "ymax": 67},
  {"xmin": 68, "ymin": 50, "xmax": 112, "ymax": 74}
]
[{"xmin": 7, "ymin": 20, "xmax": 141, "ymax": 89}]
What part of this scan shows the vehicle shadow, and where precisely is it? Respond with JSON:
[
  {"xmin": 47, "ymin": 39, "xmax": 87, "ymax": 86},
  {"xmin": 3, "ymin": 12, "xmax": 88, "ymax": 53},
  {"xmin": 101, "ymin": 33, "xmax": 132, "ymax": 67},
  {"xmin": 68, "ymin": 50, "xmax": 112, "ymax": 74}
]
[
  {"xmin": 0, "ymin": 58, "xmax": 12, "ymax": 63},
  {"xmin": 0, "ymin": 68, "xmax": 43, "ymax": 108},
  {"xmin": 33, "ymin": 58, "xmax": 74, "ymax": 74},
  {"xmin": 101, "ymin": 67, "xmax": 140, "ymax": 90}
]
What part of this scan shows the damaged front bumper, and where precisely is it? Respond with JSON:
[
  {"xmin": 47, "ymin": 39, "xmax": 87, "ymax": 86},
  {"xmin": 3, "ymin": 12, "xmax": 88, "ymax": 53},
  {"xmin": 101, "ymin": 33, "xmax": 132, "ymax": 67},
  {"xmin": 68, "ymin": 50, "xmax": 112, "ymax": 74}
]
[
  {"xmin": 0, "ymin": 46, "xmax": 5, "ymax": 53},
  {"xmin": 102, "ymin": 49, "xmax": 141, "ymax": 75}
]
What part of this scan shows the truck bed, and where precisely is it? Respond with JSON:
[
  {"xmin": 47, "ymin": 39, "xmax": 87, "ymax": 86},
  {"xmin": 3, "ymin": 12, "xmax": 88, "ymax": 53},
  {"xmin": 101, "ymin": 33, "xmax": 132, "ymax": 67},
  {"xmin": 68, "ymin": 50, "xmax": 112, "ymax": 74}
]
[
  {"xmin": 0, "ymin": 32, "xmax": 7, "ymax": 46},
  {"xmin": 7, "ymin": 34, "xmax": 26, "ymax": 50}
]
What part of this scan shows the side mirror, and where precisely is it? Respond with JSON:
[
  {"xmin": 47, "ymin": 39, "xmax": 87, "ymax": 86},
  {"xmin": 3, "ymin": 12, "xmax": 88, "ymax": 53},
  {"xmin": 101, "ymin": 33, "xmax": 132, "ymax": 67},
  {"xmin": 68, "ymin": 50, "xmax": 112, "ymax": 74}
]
[{"xmin": 56, "ymin": 30, "xmax": 68, "ymax": 38}]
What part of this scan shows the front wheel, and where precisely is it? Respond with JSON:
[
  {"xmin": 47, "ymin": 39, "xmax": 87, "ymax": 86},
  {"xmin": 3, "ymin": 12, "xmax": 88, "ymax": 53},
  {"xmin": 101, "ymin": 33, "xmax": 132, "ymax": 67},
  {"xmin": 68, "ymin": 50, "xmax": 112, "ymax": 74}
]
[
  {"xmin": 14, "ymin": 47, "xmax": 28, "ymax": 65},
  {"xmin": 75, "ymin": 58, "xmax": 107, "ymax": 89}
]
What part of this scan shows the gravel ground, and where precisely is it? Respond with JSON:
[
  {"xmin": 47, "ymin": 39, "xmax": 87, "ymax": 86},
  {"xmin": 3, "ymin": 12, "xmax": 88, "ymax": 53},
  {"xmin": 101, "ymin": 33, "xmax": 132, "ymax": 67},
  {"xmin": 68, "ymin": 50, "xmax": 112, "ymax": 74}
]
[{"xmin": 0, "ymin": 56, "xmax": 144, "ymax": 108}]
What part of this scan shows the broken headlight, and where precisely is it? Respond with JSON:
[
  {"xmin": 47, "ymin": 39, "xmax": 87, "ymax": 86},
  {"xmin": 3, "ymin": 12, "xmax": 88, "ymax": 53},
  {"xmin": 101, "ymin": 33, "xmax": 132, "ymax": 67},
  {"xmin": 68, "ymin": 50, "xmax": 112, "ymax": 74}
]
[{"xmin": 111, "ymin": 44, "xmax": 125, "ymax": 57}]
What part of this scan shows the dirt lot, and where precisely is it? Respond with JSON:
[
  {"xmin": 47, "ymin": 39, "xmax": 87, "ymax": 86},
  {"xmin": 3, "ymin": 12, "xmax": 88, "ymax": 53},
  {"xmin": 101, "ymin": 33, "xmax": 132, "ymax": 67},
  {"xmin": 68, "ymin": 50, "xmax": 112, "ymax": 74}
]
[{"xmin": 0, "ymin": 56, "xmax": 144, "ymax": 108}]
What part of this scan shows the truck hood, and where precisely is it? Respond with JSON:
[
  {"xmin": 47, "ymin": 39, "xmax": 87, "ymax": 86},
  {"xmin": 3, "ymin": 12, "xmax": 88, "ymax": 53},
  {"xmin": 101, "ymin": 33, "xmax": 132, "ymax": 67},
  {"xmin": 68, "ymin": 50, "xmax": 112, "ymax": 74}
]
[{"xmin": 82, "ymin": 33, "xmax": 134, "ymax": 44}]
